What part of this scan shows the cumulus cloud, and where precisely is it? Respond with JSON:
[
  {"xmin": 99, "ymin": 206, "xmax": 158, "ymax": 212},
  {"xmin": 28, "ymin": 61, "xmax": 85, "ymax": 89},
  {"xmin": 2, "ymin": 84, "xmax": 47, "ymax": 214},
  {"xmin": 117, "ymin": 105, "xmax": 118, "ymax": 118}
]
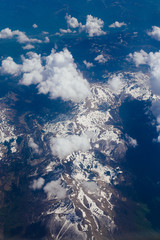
[
  {"xmin": 65, "ymin": 14, "xmax": 79, "ymax": 28},
  {"xmin": 0, "ymin": 28, "xmax": 13, "ymax": 39},
  {"xmin": 33, "ymin": 24, "xmax": 38, "ymax": 29},
  {"xmin": 44, "ymin": 179, "xmax": 66, "ymax": 199},
  {"xmin": 147, "ymin": 26, "xmax": 160, "ymax": 41},
  {"xmin": 0, "ymin": 28, "xmax": 42, "ymax": 44},
  {"xmin": 30, "ymin": 177, "xmax": 45, "ymax": 190},
  {"xmin": 28, "ymin": 137, "xmax": 40, "ymax": 153},
  {"xmin": 128, "ymin": 49, "xmax": 160, "ymax": 95},
  {"xmin": 108, "ymin": 74, "xmax": 123, "ymax": 91},
  {"xmin": 82, "ymin": 181, "xmax": 99, "ymax": 193},
  {"xmin": 0, "ymin": 48, "xmax": 90, "ymax": 102},
  {"xmin": 94, "ymin": 54, "xmax": 108, "ymax": 63},
  {"xmin": 0, "ymin": 57, "xmax": 21, "ymax": 75},
  {"xmin": 128, "ymin": 49, "xmax": 148, "ymax": 67},
  {"xmin": 64, "ymin": 14, "xmax": 106, "ymax": 37},
  {"xmin": 50, "ymin": 135, "xmax": 90, "ymax": 158},
  {"xmin": 22, "ymin": 44, "xmax": 35, "ymax": 50},
  {"xmin": 83, "ymin": 60, "xmax": 93, "ymax": 68},
  {"xmin": 80, "ymin": 15, "xmax": 106, "ymax": 37},
  {"xmin": 109, "ymin": 21, "xmax": 126, "ymax": 28}
]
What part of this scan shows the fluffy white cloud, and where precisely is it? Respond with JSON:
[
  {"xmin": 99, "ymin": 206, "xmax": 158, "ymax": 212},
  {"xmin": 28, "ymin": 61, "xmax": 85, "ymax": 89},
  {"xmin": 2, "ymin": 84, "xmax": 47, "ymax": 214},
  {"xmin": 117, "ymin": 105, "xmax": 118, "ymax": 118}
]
[
  {"xmin": 1, "ymin": 49, "xmax": 90, "ymax": 102},
  {"xmin": 44, "ymin": 179, "xmax": 66, "ymax": 199},
  {"xmin": 109, "ymin": 21, "xmax": 126, "ymax": 28},
  {"xmin": 64, "ymin": 14, "xmax": 106, "ymax": 37},
  {"xmin": 38, "ymin": 49, "xmax": 90, "ymax": 101},
  {"xmin": 0, "ymin": 28, "xmax": 42, "ymax": 44},
  {"xmin": 83, "ymin": 60, "xmax": 93, "ymax": 68},
  {"xmin": 50, "ymin": 135, "xmax": 90, "ymax": 158},
  {"xmin": 31, "ymin": 178, "xmax": 45, "ymax": 190},
  {"xmin": 108, "ymin": 75, "xmax": 123, "ymax": 91},
  {"xmin": 128, "ymin": 49, "xmax": 148, "ymax": 67},
  {"xmin": 128, "ymin": 50, "xmax": 160, "ymax": 95},
  {"xmin": 81, "ymin": 15, "xmax": 106, "ymax": 37},
  {"xmin": 0, "ymin": 57, "xmax": 21, "ymax": 75},
  {"xmin": 28, "ymin": 137, "xmax": 40, "ymax": 153},
  {"xmin": 22, "ymin": 44, "xmax": 35, "ymax": 50},
  {"xmin": 65, "ymin": 14, "xmax": 79, "ymax": 28},
  {"xmin": 147, "ymin": 26, "xmax": 160, "ymax": 41},
  {"xmin": 32, "ymin": 24, "xmax": 38, "ymax": 29},
  {"xmin": 0, "ymin": 28, "xmax": 13, "ymax": 39},
  {"xmin": 94, "ymin": 54, "xmax": 107, "ymax": 63}
]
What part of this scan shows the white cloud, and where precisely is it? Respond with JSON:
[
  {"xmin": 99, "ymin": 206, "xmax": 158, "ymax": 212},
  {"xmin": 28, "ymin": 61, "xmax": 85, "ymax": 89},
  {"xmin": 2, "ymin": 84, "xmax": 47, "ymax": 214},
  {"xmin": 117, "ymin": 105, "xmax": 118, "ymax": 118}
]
[
  {"xmin": 44, "ymin": 36, "xmax": 50, "ymax": 43},
  {"xmin": 129, "ymin": 50, "xmax": 160, "ymax": 142},
  {"xmin": 108, "ymin": 74, "xmax": 123, "ymax": 91},
  {"xmin": 38, "ymin": 49, "xmax": 90, "ymax": 101},
  {"xmin": 15, "ymin": 30, "xmax": 42, "ymax": 44},
  {"xmin": 28, "ymin": 137, "xmax": 40, "ymax": 153},
  {"xmin": 109, "ymin": 21, "xmax": 126, "ymax": 28},
  {"xmin": 44, "ymin": 179, "xmax": 66, "ymax": 199},
  {"xmin": 30, "ymin": 177, "xmax": 45, "ymax": 190},
  {"xmin": 1, "ymin": 49, "xmax": 90, "ymax": 102},
  {"xmin": 64, "ymin": 14, "xmax": 106, "ymax": 37},
  {"xmin": 128, "ymin": 50, "xmax": 160, "ymax": 95},
  {"xmin": 94, "ymin": 54, "xmax": 108, "ymax": 63},
  {"xmin": 151, "ymin": 100, "xmax": 160, "ymax": 142},
  {"xmin": 147, "ymin": 26, "xmax": 160, "ymax": 41},
  {"xmin": 83, "ymin": 60, "xmax": 93, "ymax": 68},
  {"xmin": 33, "ymin": 24, "xmax": 38, "ymax": 29},
  {"xmin": 126, "ymin": 135, "xmax": 138, "ymax": 148},
  {"xmin": 42, "ymin": 31, "xmax": 49, "ymax": 35},
  {"xmin": 59, "ymin": 28, "xmax": 72, "ymax": 34},
  {"xmin": 82, "ymin": 181, "xmax": 99, "ymax": 193},
  {"xmin": 50, "ymin": 135, "xmax": 90, "ymax": 158},
  {"xmin": 0, "ymin": 28, "xmax": 42, "ymax": 44},
  {"xmin": 81, "ymin": 15, "xmax": 106, "ymax": 37},
  {"xmin": 0, "ymin": 28, "xmax": 14, "ymax": 39},
  {"xmin": 65, "ymin": 14, "xmax": 79, "ymax": 28},
  {"xmin": 0, "ymin": 57, "xmax": 21, "ymax": 75},
  {"xmin": 22, "ymin": 44, "xmax": 35, "ymax": 50},
  {"xmin": 128, "ymin": 49, "xmax": 148, "ymax": 67}
]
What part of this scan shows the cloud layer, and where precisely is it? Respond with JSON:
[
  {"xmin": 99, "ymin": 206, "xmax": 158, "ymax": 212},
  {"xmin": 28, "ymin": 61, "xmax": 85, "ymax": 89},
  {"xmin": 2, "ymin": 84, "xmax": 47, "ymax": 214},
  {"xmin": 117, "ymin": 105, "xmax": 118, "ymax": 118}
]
[
  {"xmin": 0, "ymin": 48, "xmax": 90, "ymax": 102},
  {"xmin": 50, "ymin": 135, "xmax": 90, "ymax": 158}
]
